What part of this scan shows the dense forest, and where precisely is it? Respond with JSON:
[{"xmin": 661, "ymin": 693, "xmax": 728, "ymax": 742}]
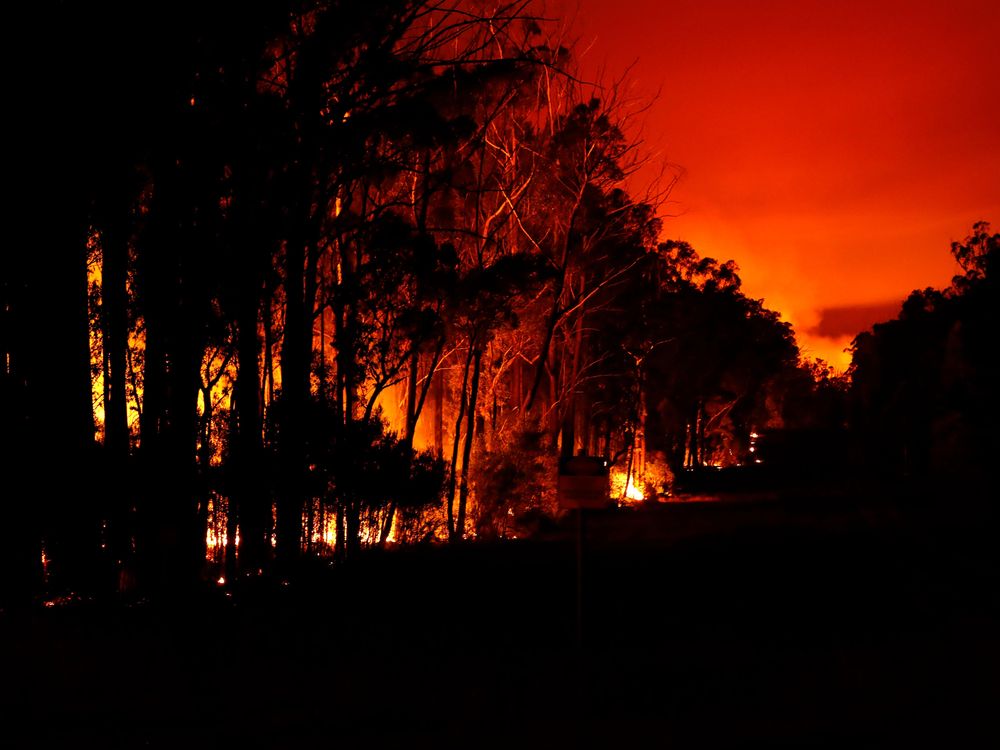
[{"xmin": 2, "ymin": 0, "xmax": 994, "ymax": 606}]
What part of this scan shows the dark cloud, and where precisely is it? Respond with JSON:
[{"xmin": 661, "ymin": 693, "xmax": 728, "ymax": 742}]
[{"xmin": 808, "ymin": 301, "xmax": 901, "ymax": 339}]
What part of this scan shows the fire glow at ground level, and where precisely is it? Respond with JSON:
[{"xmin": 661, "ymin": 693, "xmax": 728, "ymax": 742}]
[{"xmin": 8, "ymin": 486, "xmax": 997, "ymax": 746}]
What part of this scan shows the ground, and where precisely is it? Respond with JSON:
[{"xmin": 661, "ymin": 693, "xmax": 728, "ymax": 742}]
[{"xmin": 2, "ymin": 484, "xmax": 997, "ymax": 747}]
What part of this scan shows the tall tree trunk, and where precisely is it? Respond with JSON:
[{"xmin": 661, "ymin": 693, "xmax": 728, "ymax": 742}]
[
  {"xmin": 447, "ymin": 345, "xmax": 474, "ymax": 539},
  {"xmin": 456, "ymin": 347, "xmax": 482, "ymax": 540},
  {"xmin": 524, "ymin": 292, "xmax": 561, "ymax": 413},
  {"xmin": 225, "ymin": 398, "xmax": 240, "ymax": 583},
  {"xmin": 405, "ymin": 348, "xmax": 419, "ymax": 446},
  {"xmin": 697, "ymin": 400, "xmax": 706, "ymax": 467},
  {"xmin": 634, "ymin": 381, "xmax": 647, "ymax": 482},
  {"xmin": 335, "ymin": 503, "xmax": 346, "ymax": 563},
  {"xmin": 137, "ymin": 288, "xmax": 166, "ymax": 589},
  {"xmin": 263, "ymin": 290, "xmax": 275, "ymax": 416},
  {"xmin": 101, "ymin": 217, "xmax": 131, "ymax": 571},
  {"xmin": 197, "ymin": 385, "xmax": 213, "ymax": 564},
  {"xmin": 136, "ymin": 161, "xmax": 210, "ymax": 594},
  {"xmin": 622, "ymin": 440, "xmax": 636, "ymax": 503},
  {"xmin": 164, "ymin": 336, "xmax": 205, "ymax": 590},
  {"xmin": 559, "ymin": 307, "xmax": 586, "ymax": 458},
  {"xmin": 234, "ymin": 283, "xmax": 267, "ymax": 573},
  {"xmin": 54, "ymin": 214, "xmax": 99, "ymax": 592},
  {"xmin": 278, "ymin": 233, "xmax": 308, "ymax": 569},
  {"xmin": 434, "ymin": 363, "xmax": 444, "ymax": 457}
]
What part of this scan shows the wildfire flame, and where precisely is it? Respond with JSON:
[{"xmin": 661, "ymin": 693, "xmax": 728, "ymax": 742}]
[
  {"xmin": 625, "ymin": 476, "xmax": 644, "ymax": 502},
  {"xmin": 206, "ymin": 528, "xmax": 240, "ymax": 549},
  {"xmin": 611, "ymin": 471, "xmax": 645, "ymax": 504}
]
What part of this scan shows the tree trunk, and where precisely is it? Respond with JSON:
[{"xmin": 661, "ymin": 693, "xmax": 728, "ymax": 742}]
[
  {"xmin": 138, "ymin": 299, "xmax": 203, "ymax": 593},
  {"xmin": 234, "ymin": 280, "xmax": 267, "ymax": 573},
  {"xmin": 136, "ymin": 161, "xmax": 209, "ymax": 594},
  {"xmin": 697, "ymin": 400, "xmax": 706, "ymax": 467},
  {"xmin": 263, "ymin": 290, "xmax": 275, "ymax": 416},
  {"xmin": 225, "ymin": 402, "xmax": 239, "ymax": 584},
  {"xmin": 165, "ymin": 338, "xmax": 205, "ymax": 590},
  {"xmin": 335, "ymin": 503, "xmax": 346, "ymax": 563},
  {"xmin": 560, "ymin": 306, "xmax": 586, "ymax": 458},
  {"xmin": 101, "ymin": 217, "xmax": 131, "ymax": 575},
  {"xmin": 346, "ymin": 498, "xmax": 362, "ymax": 559},
  {"xmin": 405, "ymin": 348, "xmax": 419, "ymax": 447},
  {"xmin": 447, "ymin": 345, "xmax": 474, "ymax": 539},
  {"xmin": 433, "ymin": 363, "xmax": 444, "ymax": 457},
  {"xmin": 456, "ymin": 347, "xmax": 482, "ymax": 540},
  {"xmin": 524, "ymin": 293, "xmax": 561, "ymax": 413},
  {"xmin": 197, "ymin": 385, "xmax": 213, "ymax": 564},
  {"xmin": 278, "ymin": 233, "xmax": 308, "ymax": 569}
]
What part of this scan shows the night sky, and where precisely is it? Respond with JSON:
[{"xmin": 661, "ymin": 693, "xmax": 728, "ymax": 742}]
[{"xmin": 567, "ymin": 0, "xmax": 1000, "ymax": 367}]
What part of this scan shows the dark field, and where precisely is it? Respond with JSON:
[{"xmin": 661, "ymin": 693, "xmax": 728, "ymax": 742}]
[{"xmin": 3, "ymin": 489, "xmax": 997, "ymax": 748}]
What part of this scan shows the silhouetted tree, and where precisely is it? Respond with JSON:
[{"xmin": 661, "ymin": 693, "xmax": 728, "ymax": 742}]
[{"xmin": 849, "ymin": 221, "xmax": 998, "ymax": 483}]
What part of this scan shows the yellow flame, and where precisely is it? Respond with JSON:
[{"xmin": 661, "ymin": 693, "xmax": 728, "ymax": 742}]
[
  {"xmin": 206, "ymin": 528, "xmax": 240, "ymax": 549},
  {"xmin": 611, "ymin": 471, "xmax": 645, "ymax": 504},
  {"xmin": 625, "ymin": 476, "xmax": 644, "ymax": 502}
]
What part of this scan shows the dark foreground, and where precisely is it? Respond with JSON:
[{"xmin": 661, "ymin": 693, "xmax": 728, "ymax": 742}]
[{"xmin": 2, "ymin": 487, "xmax": 998, "ymax": 748}]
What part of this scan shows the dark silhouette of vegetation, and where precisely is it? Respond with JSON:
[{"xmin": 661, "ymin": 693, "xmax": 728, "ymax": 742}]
[
  {"xmin": 4, "ymin": 1, "xmax": 991, "ymax": 614},
  {"xmin": 849, "ymin": 221, "xmax": 999, "ymax": 484}
]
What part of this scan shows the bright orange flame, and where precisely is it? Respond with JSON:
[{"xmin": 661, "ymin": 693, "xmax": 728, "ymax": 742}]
[
  {"xmin": 625, "ymin": 476, "xmax": 644, "ymax": 502},
  {"xmin": 206, "ymin": 527, "xmax": 239, "ymax": 549},
  {"xmin": 611, "ymin": 471, "xmax": 645, "ymax": 503}
]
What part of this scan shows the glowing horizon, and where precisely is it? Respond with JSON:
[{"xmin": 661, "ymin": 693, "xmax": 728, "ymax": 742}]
[{"xmin": 568, "ymin": 0, "xmax": 1000, "ymax": 370}]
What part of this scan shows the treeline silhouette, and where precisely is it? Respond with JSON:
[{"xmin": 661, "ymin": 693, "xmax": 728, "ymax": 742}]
[
  {"xmin": 849, "ymin": 221, "xmax": 999, "ymax": 484},
  {"xmin": 6, "ymin": 2, "xmax": 988, "ymax": 607}
]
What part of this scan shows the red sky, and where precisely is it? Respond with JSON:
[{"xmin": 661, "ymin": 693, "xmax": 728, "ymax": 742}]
[{"xmin": 564, "ymin": 0, "xmax": 1000, "ymax": 368}]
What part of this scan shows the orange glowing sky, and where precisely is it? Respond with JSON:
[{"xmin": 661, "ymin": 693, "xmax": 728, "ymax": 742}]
[{"xmin": 567, "ymin": 0, "xmax": 1000, "ymax": 368}]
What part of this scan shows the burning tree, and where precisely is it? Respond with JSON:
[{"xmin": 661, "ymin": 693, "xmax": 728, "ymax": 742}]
[{"xmin": 4, "ymin": 0, "xmax": 829, "ymax": 603}]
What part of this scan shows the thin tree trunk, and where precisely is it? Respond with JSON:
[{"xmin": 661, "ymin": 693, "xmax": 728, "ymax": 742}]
[
  {"xmin": 346, "ymin": 498, "xmax": 361, "ymax": 558},
  {"xmin": 434, "ymin": 358, "xmax": 445, "ymax": 457},
  {"xmin": 524, "ymin": 293, "xmax": 560, "ymax": 413},
  {"xmin": 335, "ymin": 503, "xmax": 345, "ymax": 563},
  {"xmin": 405, "ymin": 348, "xmax": 419, "ymax": 446},
  {"xmin": 263, "ymin": 291, "xmax": 275, "ymax": 416},
  {"xmin": 167, "ymin": 256, "xmax": 209, "ymax": 588},
  {"xmin": 456, "ymin": 347, "xmax": 482, "ymax": 540},
  {"xmin": 225, "ymin": 401, "xmax": 239, "ymax": 583},
  {"xmin": 636, "ymin": 375, "xmax": 647, "ymax": 480},
  {"xmin": 697, "ymin": 400, "xmax": 706, "ymax": 467},
  {"xmin": 622, "ymin": 440, "xmax": 636, "ymax": 502},
  {"xmin": 379, "ymin": 348, "xmax": 419, "ymax": 545},
  {"xmin": 447, "ymin": 344, "xmax": 474, "ymax": 540},
  {"xmin": 197, "ymin": 385, "xmax": 213, "ymax": 564}
]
